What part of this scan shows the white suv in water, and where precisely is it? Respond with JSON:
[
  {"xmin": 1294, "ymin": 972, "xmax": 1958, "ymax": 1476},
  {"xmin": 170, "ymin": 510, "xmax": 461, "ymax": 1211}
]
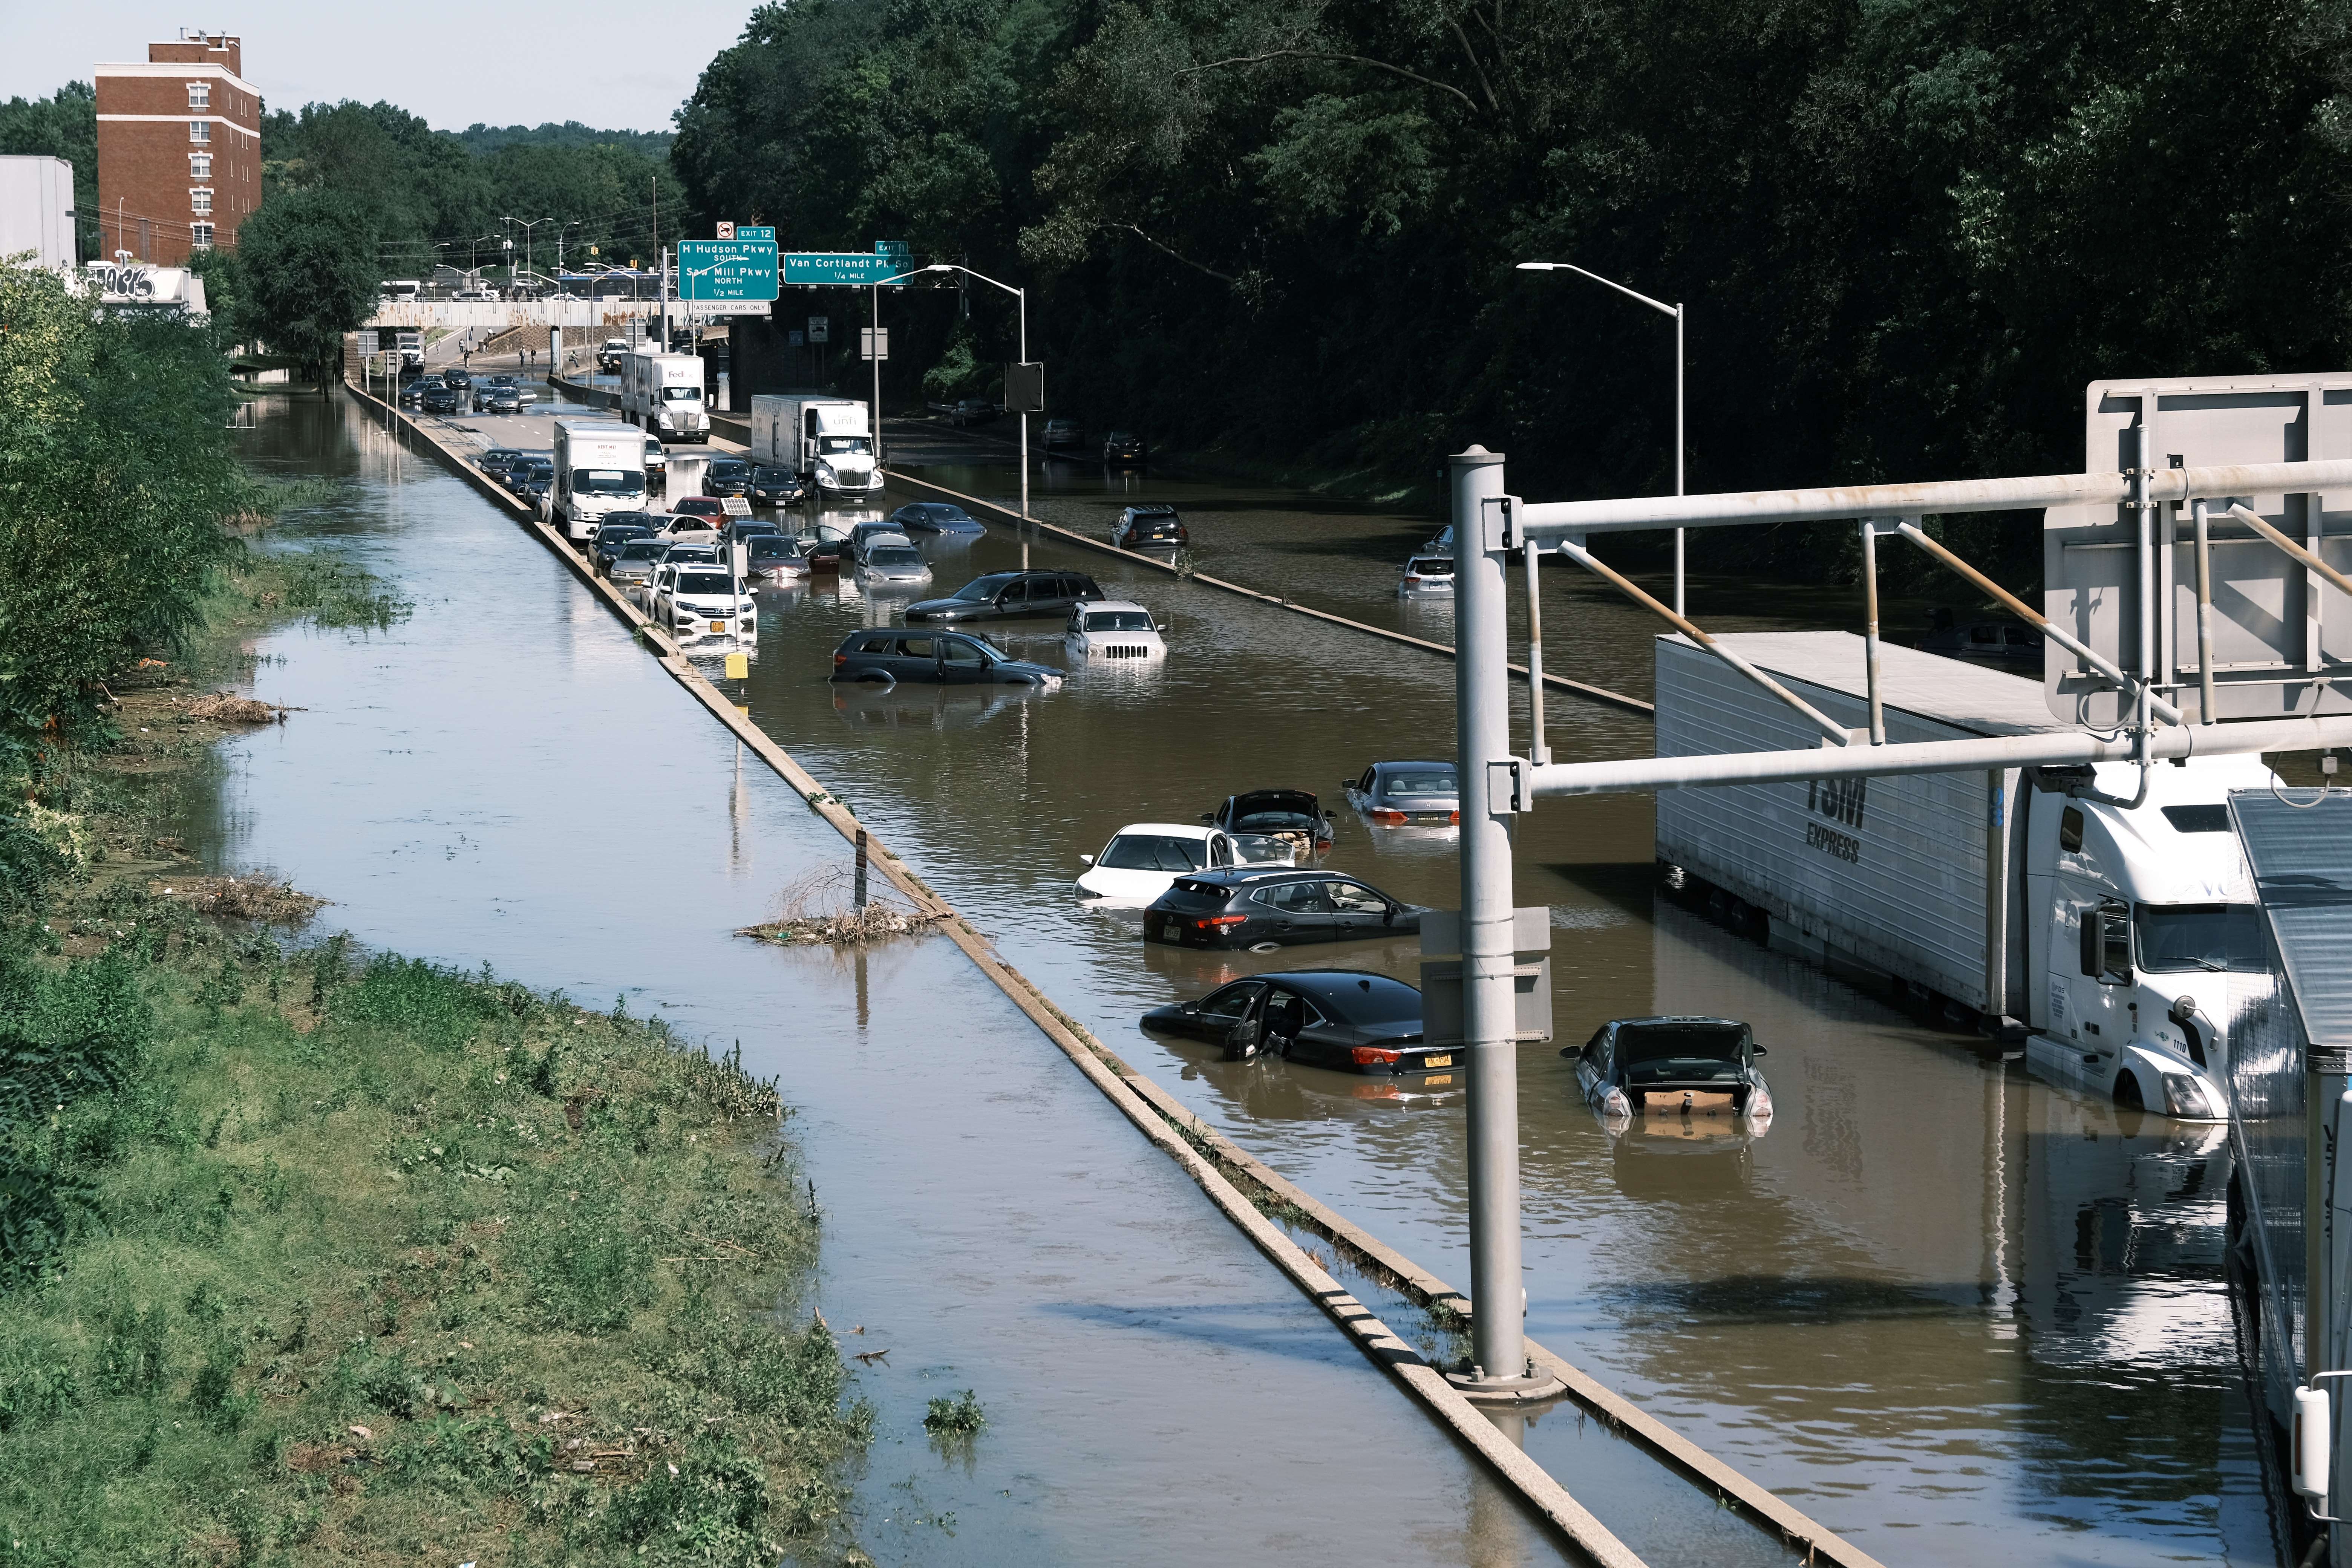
[
  {"xmin": 1074, "ymin": 822, "xmax": 1294, "ymax": 905},
  {"xmin": 646, "ymin": 564, "xmax": 758, "ymax": 643},
  {"xmin": 1064, "ymin": 600, "xmax": 1167, "ymax": 663}
]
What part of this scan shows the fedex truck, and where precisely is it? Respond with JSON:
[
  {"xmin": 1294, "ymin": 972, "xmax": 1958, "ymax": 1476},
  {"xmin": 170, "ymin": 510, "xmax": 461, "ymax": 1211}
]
[
  {"xmin": 550, "ymin": 419, "xmax": 648, "ymax": 542},
  {"xmin": 621, "ymin": 351, "xmax": 708, "ymax": 443},
  {"xmin": 750, "ymin": 394, "xmax": 879, "ymax": 498}
]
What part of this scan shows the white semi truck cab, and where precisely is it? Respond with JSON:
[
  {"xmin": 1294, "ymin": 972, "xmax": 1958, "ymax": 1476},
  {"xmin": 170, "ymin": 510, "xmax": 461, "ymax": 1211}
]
[
  {"xmin": 750, "ymin": 394, "xmax": 878, "ymax": 498},
  {"xmin": 551, "ymin": 418, "xmax": 648, "ymax": 543},
  {"xmin": 622, "ymin": 351, "xmax": 708, "ymax": 443}
]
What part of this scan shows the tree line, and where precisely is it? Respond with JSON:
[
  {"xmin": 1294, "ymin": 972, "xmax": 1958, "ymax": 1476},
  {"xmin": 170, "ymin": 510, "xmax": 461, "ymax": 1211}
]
[{"xmin": 671, "ymin": 0, "xmax": 2352, "ymax": 583}]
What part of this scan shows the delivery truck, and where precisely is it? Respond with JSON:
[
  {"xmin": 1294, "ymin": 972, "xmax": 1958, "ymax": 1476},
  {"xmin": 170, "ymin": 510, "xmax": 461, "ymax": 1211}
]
[
  {"xmin": 750, "ymin": 394, "xmax": 879, "ymax": 498},
  {"xmin": 1654, "ymin": 631, "xmax": 2271, "ymax": 1123},
  {"xmin": 550, "ymin": 419, "xmax": 648, "ymax": 542},
  {"xmin": 620, "ymin": 351, "xmax": 708, "ymax": 443}
]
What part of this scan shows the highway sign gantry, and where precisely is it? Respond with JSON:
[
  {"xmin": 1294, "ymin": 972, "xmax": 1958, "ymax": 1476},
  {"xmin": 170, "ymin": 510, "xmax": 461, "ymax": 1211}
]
[{"xmin": 678, "ymin": 239, "xmax": 779, "ymax": 302}]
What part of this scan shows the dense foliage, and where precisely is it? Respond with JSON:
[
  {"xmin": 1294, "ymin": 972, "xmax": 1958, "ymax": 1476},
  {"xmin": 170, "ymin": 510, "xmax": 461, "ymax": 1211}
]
[
  {"xmin": 0, "ymin": 911, "xmax": 869, "ymax": 1563},
  {"xmin": 233, "ymin": 188, "xmax": 381, "ymax": 384},
  {"xmin": 674, "ymin": 0, "xmax": 2352, "ymax": 580},
  {"xmin": 0, "ymin": 82, "xmax": 96, "ymax": 259},
  {"xmin": 0, "ymin": 266, "xmax": 246, "ymax": 742},
  {"xmin": 262, "ymin": 101, "xmax": 686, "ymax": 279}
]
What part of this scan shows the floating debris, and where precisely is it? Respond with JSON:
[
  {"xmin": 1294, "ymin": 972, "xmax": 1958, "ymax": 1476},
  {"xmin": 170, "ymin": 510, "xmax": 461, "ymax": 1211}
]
[
  {"xmin": 735, "ymin": 865, "xmax": 940, "ymax": 948},
  {"xmin": 184, "ymin": 691, "xmax": 300, "ymax": 725},
  {"xmin": 149, "ymin": 874, "xmax": 328, "ymax": 923}
]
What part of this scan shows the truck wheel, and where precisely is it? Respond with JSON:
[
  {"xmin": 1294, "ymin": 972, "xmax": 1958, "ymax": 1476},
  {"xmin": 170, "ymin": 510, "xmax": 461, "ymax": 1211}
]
[{"xmin": 2112, "ymin": 1070, "xmax": 2146, "ymax": 1110}]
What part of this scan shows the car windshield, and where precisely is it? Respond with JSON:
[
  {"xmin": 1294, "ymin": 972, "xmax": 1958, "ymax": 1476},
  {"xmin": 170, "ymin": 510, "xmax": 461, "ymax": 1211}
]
[
  {"xmin": 1233, "ymin": 809, "xmax": 1315, "ymax": 831},
  {"xmin": 677, "ymin": 573, "xmax": 736, "ymax": 595},
  {"xmin": 932, "ymin": 507, "xmax": 974, "ymax": 523},
  {"xmin": 1084, "ymin": 611, "xmax": 1155, "ymax": 632},
  {"xmin": 1231, "ymin": 835, "xmax": 1295, "ymax": 866},
  {"xmin": 620, "ymin": 541, "xmax": 666, "ymax": 560},
  {"xmin": 818, "ymin": 435, "xmax": 871, "ymax": 455},
  {"xmin": 951, "ymin": 575, "xmax": 1016, "ymax": 603},
  {"xmin": 867, "ymin": 548, "xmax": 925, "ymax": 570},
  {"xmin": 752, "ymin": 467, "xmax": 793, "ymax": 482},
  {"xmin": 1383, "ymin": 769, "xmax": 1457, "ymax": 797},
  {"xmin": 660, "ymin": 386, "xmax": 701, "ymax": 402},
  {"xmin": 710, "ymin": 462, "xmax": 748, "ymax": 478},
  {"xmin": 573, "ymin": 470, "xmax": 644, "ymax": 494},
  {"xmin": 1616, "ymin": 1024, "xmax": 1747, "ymax": 1081},
  {"xmin": 1322, "ymin": 979, "xmax": 1421, "ymax": 1025},
  {"xmin": 1100, "ymin": 835, "xmax": 1207, "ymax": 872},
  {"xmin": 2135, "ymin": 903, "xmax": 2266, "ymax": 972},
  {"xmin": 1406, "ymin": 558, "xmax": 1454, "ymax": 575},
  {"xmin": 748, "ymin": 537, "xmax": 797, "ymax": 558}
]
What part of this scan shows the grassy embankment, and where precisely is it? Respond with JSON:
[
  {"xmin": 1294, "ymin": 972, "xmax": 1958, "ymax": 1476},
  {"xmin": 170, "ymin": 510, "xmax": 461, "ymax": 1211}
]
[{"xmin": 0, "ymin": 501, "xmax": 871, "ymax": 1566}]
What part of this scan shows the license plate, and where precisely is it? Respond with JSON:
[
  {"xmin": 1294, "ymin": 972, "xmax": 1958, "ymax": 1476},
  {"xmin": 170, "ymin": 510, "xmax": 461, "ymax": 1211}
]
[
  {"xmin": 709, "ymin": 621, "xmax": 727, "ymax": 633},
  {"xmin": 1422, "ymin": 1055, "xmax": 1453, "ymax": 1069},
  {"xmin": 1422, "ymin": 1075, "xmax": 1453, "ymax": 1087}
]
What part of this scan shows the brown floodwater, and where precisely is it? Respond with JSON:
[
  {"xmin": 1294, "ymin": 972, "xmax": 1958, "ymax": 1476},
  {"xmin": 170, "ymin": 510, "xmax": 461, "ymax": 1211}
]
[{"xmin": 204, "ymin": 388, "xmax": 2287, "ymax": 1566}]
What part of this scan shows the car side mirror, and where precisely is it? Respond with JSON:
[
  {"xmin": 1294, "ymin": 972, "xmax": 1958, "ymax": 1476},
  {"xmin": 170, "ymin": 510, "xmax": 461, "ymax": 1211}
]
[
  {"xmin": 1749, "ymin": 1044, "xmax": 1768, "ymax": 1056},
  {"xmin": 1200, "ymin": 813, "xmax": 1214, "ymax": 824},
  {"xmin": 1079, "ymin": 854, "xmax": 1095, "ymax": 866},
  {"xmin": 1324, "ymin": 810, "xmax": 1337, "ymax": 821}
]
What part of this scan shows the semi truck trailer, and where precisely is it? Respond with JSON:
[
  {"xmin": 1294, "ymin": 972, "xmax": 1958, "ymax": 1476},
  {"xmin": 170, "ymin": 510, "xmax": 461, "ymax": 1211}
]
[
  {"xmin": 1654, "ymin": 631, "xmax": 2271, "ymax": 1122},
  {"xmin": 621, "ymin": 351, "xmax": 708, "ymax": 443},
  {"xmin": 550, "ymin": 419, "xmax": 648, "ymax": 543},
  {"xmin": 750, "ymin": 394, "xmax": 879, "ymax": 498}
]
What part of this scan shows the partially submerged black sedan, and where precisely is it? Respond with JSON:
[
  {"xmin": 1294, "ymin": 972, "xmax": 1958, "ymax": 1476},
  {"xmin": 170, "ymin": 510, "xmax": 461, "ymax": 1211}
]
[
  {"xmin": 1142, "ymin": 971, "xmax": 1455, "ymax": 1077},
  {"xmin": 1142, "ymin": 868, "xmax": 1425, "ymax": 949},
  {"xmin": 1567, "ymin": 1016, "xmax": 1773, "ymax": 1129}
]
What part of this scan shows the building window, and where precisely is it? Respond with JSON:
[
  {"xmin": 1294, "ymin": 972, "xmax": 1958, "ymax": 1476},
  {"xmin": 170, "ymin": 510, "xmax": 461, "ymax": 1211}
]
[
  {"xmin": 190, "ymin": 119, "xmax": 210, "ymax": 144},
  {"xmin": 191, "ymin": 224, "xmax": 215, "ymax": 250},
  {"xmin": 187, "ymin": 81, "xmax": 210, "ymax": 109},
  {"xmin": 189, "ymin": 153, "xmax": 212, "ymax": 179},
  {"xmin": 190, "ymin": 188, "xmax": 213, "ymax": 216}
]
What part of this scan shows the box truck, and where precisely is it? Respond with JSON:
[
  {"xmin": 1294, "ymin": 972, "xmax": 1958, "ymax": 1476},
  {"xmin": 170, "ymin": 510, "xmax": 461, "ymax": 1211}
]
[
  {"xmin": 1653, "ymin": 631, "xmax": 2271, "ymax": 1123},
  {"xmin": 550, "ymin": 419, "xmax": 648, "ymax": 542},
  {"xmin": 620, "ymin": 351, "xmax": 708, "ymax": 443},
  {"xmin": 750, "ymin": 395, "xmax": 880, "ymax": 498}
]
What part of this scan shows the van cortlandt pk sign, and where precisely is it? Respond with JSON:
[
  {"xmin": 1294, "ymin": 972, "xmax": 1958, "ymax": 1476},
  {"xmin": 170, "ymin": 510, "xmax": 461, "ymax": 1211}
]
[{"xmin": 83, "ymin": 262, "xmax": 206, "ymax": 311}]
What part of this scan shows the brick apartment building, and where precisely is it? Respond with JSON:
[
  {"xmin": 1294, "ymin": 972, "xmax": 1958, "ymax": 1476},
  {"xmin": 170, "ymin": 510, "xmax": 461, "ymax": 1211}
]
[{"xmin": 94, "ymin": 30, "xmax": 260, "ymax": 265}]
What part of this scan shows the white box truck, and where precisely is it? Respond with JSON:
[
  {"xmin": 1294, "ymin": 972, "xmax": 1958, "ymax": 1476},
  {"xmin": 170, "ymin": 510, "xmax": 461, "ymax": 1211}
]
[
  {"xmin": 551, "ymin": 419, "xmax": 648, "ymax": 542},
  {"xmin": 1653, "ymin": 631, "xmax": 2270, "ymax": 1123},
  {"xmin": 621, "ymin": 351, "xmax": 708, "ymax": 443},
  {"xmin": 750, "ymin": 394, "xmax": 879, "ymax": 498}
]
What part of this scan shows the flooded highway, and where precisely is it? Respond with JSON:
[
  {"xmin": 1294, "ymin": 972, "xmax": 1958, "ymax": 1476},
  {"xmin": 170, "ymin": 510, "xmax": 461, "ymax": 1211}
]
[{"xmin": 215, "ymin": 382, "xmax": 2290, "ymax": 1566}]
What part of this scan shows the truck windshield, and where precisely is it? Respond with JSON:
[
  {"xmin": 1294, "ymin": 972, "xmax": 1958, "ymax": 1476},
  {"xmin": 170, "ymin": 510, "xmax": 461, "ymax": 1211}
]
[
  {"xmin": 818, "ymin": 436, "xmax": 871, "ymax": 455},
  {"xmin": 2135, "ymin": 903, "xmax": 2266, "ymax": 972},
  {"xmin": 660, "ymin": 386, "xmax": 702, "ymax": 402},
  {"xmin": 572, "ymin": 470, "xmax": 644, "ymax": 494}
]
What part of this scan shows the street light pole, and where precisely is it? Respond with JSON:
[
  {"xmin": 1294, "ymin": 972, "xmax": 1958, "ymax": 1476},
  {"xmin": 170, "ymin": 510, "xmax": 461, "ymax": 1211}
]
[
  {"xmin": 1517, "ymin": 260, "xmax": 1687, "ymax": 614},
  {"xmin": 909, "ymin": 261, "xmax": 1031, "ymax": 557}
]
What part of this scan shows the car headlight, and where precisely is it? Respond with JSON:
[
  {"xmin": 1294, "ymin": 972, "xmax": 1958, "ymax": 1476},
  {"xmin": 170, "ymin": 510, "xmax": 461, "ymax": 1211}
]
[{"xmin": 2161, "ymin": 1072, "xmax": 2214, "ymax": 1119}]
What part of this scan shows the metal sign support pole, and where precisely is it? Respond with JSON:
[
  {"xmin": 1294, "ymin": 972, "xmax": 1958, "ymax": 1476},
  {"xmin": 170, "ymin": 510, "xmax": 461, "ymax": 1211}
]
[{"xmin": 1451, "ymin": 446, "xmax": 1538, "ymax": 1395}]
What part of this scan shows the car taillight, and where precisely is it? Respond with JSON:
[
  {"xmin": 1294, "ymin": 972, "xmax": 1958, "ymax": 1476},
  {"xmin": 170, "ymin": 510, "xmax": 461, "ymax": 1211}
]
[
  {"xmin": 1371, "ymin": 809, "xmax": 1408, "ymax": 825},
  {"xmin": 1449, "ymin": 810, "xmax": 1460, "ymax": 824},
  {"xmin": 1351, "ymin": 1046, "xmax": 1403, "ymax": 1066},
  {"xmin": 1193, "ymin": 915, "xmax": 1247, "ymax": 930},
  {"xmin": 833, "ymin": 653, "xmax": 847, "ymax": 667}
]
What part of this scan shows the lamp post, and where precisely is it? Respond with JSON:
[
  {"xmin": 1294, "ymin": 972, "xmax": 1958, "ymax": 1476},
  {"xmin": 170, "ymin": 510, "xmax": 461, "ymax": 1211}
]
[
  {"xmin": 1517, "ymin": 261, "xmax": 1686, "ymax": 615},
  {"xmin": 504, "ymin": 215, "xmax": 556, "ymax": 287},
  {"xmin": 914, "ymin": 261, "xmax": 1032, "ymax": 555}
]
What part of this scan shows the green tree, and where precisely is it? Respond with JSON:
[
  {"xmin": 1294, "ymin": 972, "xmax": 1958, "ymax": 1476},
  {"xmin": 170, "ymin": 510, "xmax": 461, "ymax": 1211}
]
[
  {"xmin": 0, "ymin": 267, "xmax": 245, "ymax": 740},
  {"xmin": 235, "ymin": 189, "xmax": 379, "ymax": 388}
]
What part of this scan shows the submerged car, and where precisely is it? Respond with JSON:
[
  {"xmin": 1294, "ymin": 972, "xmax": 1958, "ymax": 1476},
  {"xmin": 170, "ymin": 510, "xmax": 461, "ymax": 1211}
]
[
  {"xmin": 744, "ymin": 533, "xmax": 808, "ymax": 580},
  {"xmin": 702, "ymin": 458, "xmax": 753, "ymax": 499},
  {"xmin": 747, "ymin": 464, "xmax": 804, "ymax": 506},
  {"xmin": 830, "ymin": 629, "xmax": 1062, "ymax": 688},
  {"xmin": 1140, "ymin": 971, "xmax": 1453, "ymax": 1077},
  {"xmin": 1076, "ymin": 823, "xmax": 1292, "ymax": 906},
  {"xmin": 1042, "ymin": 418, "xmax": 1082, "ymax": 449},
  {"xmin": 646, "ymin": 565, "xmax": 758, "ymax": 642},
  {"xmin": 1113, "ymin": 505, "xmax": 1187, "ymax": 550},
  {"xmin": 903, "ymin": 570, "xmax": 1104, "ymax": 623},
  {"xmin": 1398, "ymin": 556, "xmax": 1455, "ymax": 597},
  {"xmin": 856, "ymin": 540, "xmax": 933, "ymax": 587},
  {"xmin": 1103, "ymin": 430, "xmax": 1147, "ymax": 466},
  {"xmin": 1344, "ymin": 761, "xmax": 1459, "ymax": 826},
  {"xmin": 1065, "ymin": 601, "xmax": 1166, "ymax": 663},
  {"xmin": 1206, "ymin": 789, "xmax": 1334, "ymax": 857},
  {"xmin": 477, "ymin": 383, "xmax": 523, "ymax": 414},
  {"xmin": 590, "ymin": 520, "xmax": 657, "ymax": 571},
  {"xmin": 888, "ymin": 502, "xmax": 986, "ymax": 537},
  {"xmin": 672, "ymin": 496, "xmax": 727, "ymax": 523},
  {"xmin": 1568, "ymin": 1017, "xmax": 1773, "ymax": 1130},
  {"xmin": 606, "ymin": 537, "xmax": 671, "ymax": 587},
  {"xmin": 1142, "ymin": 868, "xmax": 1424, "ymax": 949}
]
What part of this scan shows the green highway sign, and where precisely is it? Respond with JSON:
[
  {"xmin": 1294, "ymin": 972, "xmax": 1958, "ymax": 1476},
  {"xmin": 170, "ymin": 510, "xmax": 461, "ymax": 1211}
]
[
  {"xmin": 737, "ymin": 225, "xmax": 776, "ymax": 242},
  {"xmin": 875, "ymin": 239, "xmax": 911, "ymax": 269},
  {"xmin": 677, "ymin": 239, "xmax": 778, "ymax": 301},
  {"xmin": 784, "ymin": 251, "xmax": 903, "ymax": 287}
]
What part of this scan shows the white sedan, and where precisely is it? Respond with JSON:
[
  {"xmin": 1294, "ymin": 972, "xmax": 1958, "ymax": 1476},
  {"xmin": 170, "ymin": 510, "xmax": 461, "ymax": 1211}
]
[
  {"xmin": 1075, "ymin": 822, "xmax": 1293, "ymax": 905},
  {"xmin": 1064, "ymin": 600, "xmax": 1166, "ymax": 663}
]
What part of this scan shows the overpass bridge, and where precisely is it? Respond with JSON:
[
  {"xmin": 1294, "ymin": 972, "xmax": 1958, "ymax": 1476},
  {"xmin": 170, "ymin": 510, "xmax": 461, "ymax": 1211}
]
[{"xmin": 362, "ymin": 299, "xmax": 752, "ymax": 331}]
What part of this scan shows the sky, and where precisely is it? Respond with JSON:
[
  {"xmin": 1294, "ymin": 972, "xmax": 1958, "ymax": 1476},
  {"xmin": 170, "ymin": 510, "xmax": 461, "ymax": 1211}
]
[{"xmin": 0, "ymin": 2, "xmax": 758, "ymax": 132}]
